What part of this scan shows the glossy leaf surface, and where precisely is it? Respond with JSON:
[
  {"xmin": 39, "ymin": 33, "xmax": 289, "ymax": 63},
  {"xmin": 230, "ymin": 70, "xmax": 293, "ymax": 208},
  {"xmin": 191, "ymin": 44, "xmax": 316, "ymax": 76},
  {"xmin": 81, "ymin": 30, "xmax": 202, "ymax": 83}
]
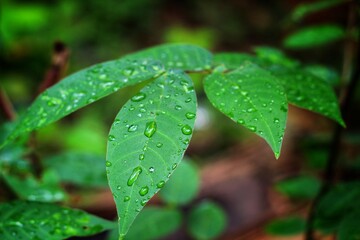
[
  {"xmin": 0, "ymin": 201, "xmax": 115, "ymax": 240},
  {"xmin": 2, "ymin": 58, "xmax": 165, "ymax": 147},
  {"xmin": 159, "ymin": 159, "xmax": 200, "ymax": 205},
  {"xmin": 213, "ymin": 53, "xmax": 262, "ymax": 68},
  {"xmin": 204, "ymin": 62, "xmax": 288, "ymax": 158},
  {"xmin": 270, "ymin": 67, "xmax": 344, "ymax": 126},
  {"xmin": 106, "ymin": 70, "xmax": 197, "ymax": 238},
  {"xmin": 125, "ymin": 44, "xmax": 213, "ymax": 71}
]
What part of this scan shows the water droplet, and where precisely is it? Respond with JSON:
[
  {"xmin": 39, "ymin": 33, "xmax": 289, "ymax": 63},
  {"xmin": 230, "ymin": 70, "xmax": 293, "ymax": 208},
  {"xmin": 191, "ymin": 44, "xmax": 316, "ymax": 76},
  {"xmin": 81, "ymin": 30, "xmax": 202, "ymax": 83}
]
[
  {"xmin": 157, "ymin": 181, "xmax": 165, "ymax": 188},
  {"xmin": 124, "ymin": 196, "xmax": 130, "ymax": 202},
  {"xmin": 108, "ymin": 135, "xmax": 116, "ymax": 141},
  {"xmin": 141, "ymin": 199, "xmax": 148, "ymax": 206},
  {"xmin": 149, "ymin": 167, "xmax": 155, "ymax": 173},
  {"xmin": 144, "ymin": 121, "xmax": 157, "ymax": 138},
  {"xmin": 185, "ymin": 98, "xmax": 192, "ymax": 103},
  {"xmin": 181, "ymin": 125, "xmax": 192, "ymax": 135},
  {"xmin": 156, "ymin": 142, "xmax": 163, "ymax": 148},
  {"xmin": 172, "ymin": 163, "xmax": 177, "ymax": 170},
  {"xmin": 139, "ymin": 154, "xmax": 145, "ymax": 161},
  {"xmin": 185, "ymin": 112, "xmax": 196, "ymax": 119},
  {"xmin": 113, "ymin": 119, "xmax": 121, "ymax": 126},
  {"xmin": 237, "ymin": 119, "xmax": 245, "ymax": 124},
  {"xmin": 139, "ymin": 186, "xmax": 149, "ymax": 196},
  {"xmin": 105, "ymin": 161, "xmax": 112, "ymax": 167},
  {"xmin": 128, "ymin": 124, "xmax": 138, "ymax": 132},
  {"xmin": 248, "ymin": 126, "xmax": 257, "ymax": 132},
  {"xmin": 123, "ymin": 67, "xmax": 134, "ymax": 76},
  {"xmin": 175, "ymin": 105, "xmax": 182, "ymax": 110},
  {"xmin": 127, "ymin": 167, "xmax": 142, "ymax": 186},
  {"xmin": 99, "ymin": 74, "xmax": 107, "ymax": 80},
  {"xmin": 247, "ymin": 108, "xmax": 256, "ymax": 113},
  {"xmin": 116, "ymin": 185, "xmax": 121, "ymax": 190},
  {"xmin": 131, "ymin": 92, "xmax": 146, "ymax": 102},
  {"xmin": 274, "ymin": 118, "xmax": 280, "ymax": 123}
]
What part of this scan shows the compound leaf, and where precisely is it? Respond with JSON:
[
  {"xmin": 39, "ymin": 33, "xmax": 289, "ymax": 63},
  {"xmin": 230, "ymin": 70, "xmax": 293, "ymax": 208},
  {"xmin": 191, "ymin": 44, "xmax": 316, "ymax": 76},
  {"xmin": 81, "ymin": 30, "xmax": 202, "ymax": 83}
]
[
  {"xmin": 0, "ymin": 200, "xmax": 115, "ymax": 240},
  {"xmin": 106, "ymin": 70, "xmax": 197, "ymax": 238},
  {"xmin": 125, "ymin": 43, "xmax": 213, "ymax": 71},
  {"xmin": 204, "ymin": 62, "xmax": 288, "ymax": 158}
]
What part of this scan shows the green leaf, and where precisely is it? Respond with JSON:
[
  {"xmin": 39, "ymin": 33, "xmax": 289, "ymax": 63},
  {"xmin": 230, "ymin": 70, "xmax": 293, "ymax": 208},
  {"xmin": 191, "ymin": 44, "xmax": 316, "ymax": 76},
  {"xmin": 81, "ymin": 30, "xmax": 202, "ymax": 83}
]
[
  {"xmin": 254, "ymin": 46, "xmax": 300, "ymax": 68},
  {"xmin": 204, "ymin": 62, "xmax": 288, "ymax": 158},
  {"xmin": 187, "ymin": 201, "xmax": 227, "ymax": 240},
  {"xmin": 125, "ymin": 43, "xmax": 213, "ymax": 71},
  {"xmin": 304, "ymin": 65, "xmax": 340, "ymax": 86},
  {"xmin": 275, "ymin": 175, "xmax": 321, "ymax": 199},
  {"xmin": 2, "ymin": 169, "xmax": 67, "ymax": 202},
  {"xmin": 106, "ymin": 69, "xmax": 197, "ymax": 238},
  {"xmin": 43, "ymin": 152, "xmax": 108, "ymax": 188},
  {"xmin": 338, "ymin": 210, "xmax": 360, "ymax": 240},
  {"xmin": 2, "ymin": 58, "xmax": 164, "ymax": 147},
  {"xmin": 284, "ymin": 24, "xmax": 345, "ymax": 49},
  {"xmin": 265, "ymin": 216, "xmax": 306, "ymax": 236},
  {"xmin": 125, "ymin": 207, "xmax": 181, "ymax": 240},
  {"xmin": 292, "ymin": 0, "xmax": 344, "ymax": 22},
  {"xmin": 315, "ymin": 182, "xmax": 360, "ymax": 233},
  {"xmin": 0, "ymin": 200, "xmax": 115, "ymax": 239},
  {"xmin": 159, "ymin": 159, "xmax": 200, "ymax": 205},
  {"xmin": 269, "ymin": 66, "xmax": 344, "ymax": 126},
  {"xmin": 213, "ymin": 53, "xmax": 262, "ymax": 69}
]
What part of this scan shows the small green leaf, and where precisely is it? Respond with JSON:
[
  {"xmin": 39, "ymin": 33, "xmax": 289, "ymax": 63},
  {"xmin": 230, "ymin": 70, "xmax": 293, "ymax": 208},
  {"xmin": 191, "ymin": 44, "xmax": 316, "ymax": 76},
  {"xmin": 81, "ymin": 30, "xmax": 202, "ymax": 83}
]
[
  {"xmin": 270, "ymin": 67, "xmax": 344, "ymax": 126},
  {"xmin": 275, "ymin": 175, "xmax": 321, "ymax": 199},
  {"xmin": 254, "ymin": 46, "xmax": 300, "ymax": 68},
  {"xmin": 204, "ymin": 62, "xmax": 288, "ymax": 158},
  {"xmin": 265, "ymin": 216, "xmax": 306, "ymax": 236},
  {"xmin": 338, "ymin": 210, "xmax": 360, "ymax": 240},
  {"xmin": 125, "ymin": 43, "xmax": 213, "ymax": 71},
  {"xmin": 284, "ymin": 24, "xmax": 345, "ymax": 49},
  {"xmin": 304, "ymin": 65, "xmax": 340, "ymax": 86},
  {"xmin": 159, "ymin": 159, "xmax": 200, "ymax": 205},
  {"xmin": 43, "ymin": 152, "xmax": 108, "ymax": 188},
  {"xmin": 0, "ymin": 200, "xmax": 115, "ymax": 239},
  {"xmin": 2, "ymin": 169, "xmax": 67, "ymax": 202},
  {"xmin": 213, "ymin": 53, "xmax": 262, "ymax": 69},
  {"xmin": 187, "ymin": 201, "xmax": 227, "ymax": 240},
  {"xmin": 2, "ymin": 58, "xmax": 165, "ymax": 147},
  {"xmin": 292, "ymin": 0, "xmax": 344, "ymax": 21},
  {"xmin": 106, "ymin": 70, "xmax": 197, "ymax": 238},
  {"xmin": 124, "ymin": 207, "xmax": 181, "ymax": 240}
]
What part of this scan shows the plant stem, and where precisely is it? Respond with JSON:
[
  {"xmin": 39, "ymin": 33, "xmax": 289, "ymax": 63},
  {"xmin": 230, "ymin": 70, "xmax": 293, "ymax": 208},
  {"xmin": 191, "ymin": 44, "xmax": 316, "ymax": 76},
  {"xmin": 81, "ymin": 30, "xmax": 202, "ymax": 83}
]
[
  {"xmin": 305, "ymin": 2, "xmax": 360, "ymax": 239},
  {"xmin": 0, "ymin": 88, "xmax": 16, "ymax": 121}
]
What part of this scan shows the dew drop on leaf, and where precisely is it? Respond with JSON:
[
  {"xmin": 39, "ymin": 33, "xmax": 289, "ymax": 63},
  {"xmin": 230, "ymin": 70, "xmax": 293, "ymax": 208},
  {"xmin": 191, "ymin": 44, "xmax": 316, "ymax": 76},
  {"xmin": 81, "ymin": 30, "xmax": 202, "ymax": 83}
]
[
  {"xmin": 156, "ymin": 142, "xmax": 163, "ymax": 148},
  {"xmin": 124, "ymin": 196, "xmax": 130, "ymax": 202},
  {"xmin": 185, "ymin": 112, "xmax": 196, "ymax": 119},
  {"xmin": 105, "ymin": 161, "xmax": 112, "ymax": 167},
  {"xmin": 149, "ymin": 167, "xmax": 155, "ymax": 173},
  {"xmin": 248, "ymin": 126, "xmax": 257, "ymax": 132},
  {"xmin": 128, "ymin": 124, "xmax": 138, "ymax": 132},
  {"xmin": 157, "ymin": 181, "xmax": 165, "ymax": 189},
  {"xmin": 181, "ymin": 125, "xmax": 192, "ymax": 135},
  {"xmin": 139, "ymin": 154, "xmax": 145, "ymax": 161},
  {"xmin": 108, "ymin": 135, "xmax": 116, "ymax": 141},
  {"xmin": 131, "ymin": 92, "xmax": 146, "ymax": 102},
  {"xmin": 127, "ymin": 167, "xmax": 142, "ymax": 186},
  {"xmin": 144, "ymin": 121, "xmax": 157, "ymax": 138},
  {"xmin": 139, "ymin": 186, "xmax": 149, "ymax": 196}
]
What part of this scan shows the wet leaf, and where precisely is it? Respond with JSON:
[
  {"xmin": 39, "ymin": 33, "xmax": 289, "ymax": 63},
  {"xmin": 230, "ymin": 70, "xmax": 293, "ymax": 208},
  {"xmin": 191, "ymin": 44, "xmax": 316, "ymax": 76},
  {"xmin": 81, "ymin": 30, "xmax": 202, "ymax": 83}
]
[
  {"xmin": 213, "ymin": 53, "xmax": 262, "ymax": 69},
  {"xmin": 187, "ymin": 201, "xmax": 227, "ymax": 240},
  {"xmin": 266, "ymin": 216, "xmax": 306, "ymax": 236},
  {"xmin": 254, "ymin": 46, "xmax": 300, "ymax": 68},
  {"xmin": 125, "ymin": 43, "xmax": 213, "ymax": 71},
  {"xmin": 44, "ymin": 152, "xmax": 108, "ymax": 188},
  {"xmin": 106, "ymin": 70, "xmax": 196, "ymax": 238},
  {"xmin": 0, "ymin": 200, "xmax": 115, "ymax": 239},
  {"xmin": 204, "ymin": 62, "xmax": 288, "ymax": 158},
  {"xmin": 270, "ymin": 66, "xmax": 344, "ymax": 126},
  {"xmin": 284, "ymin": 24, "xmax": 345, "ymax": 49},
  {"xmin": 159, "ymin": 159, "xmax": 200, "ymax": 205},
  {"xmin": 275, "ymin": 175, "xmax": 321, "ymax": 199},
  {"xmin": 2, "ymin": 58, "xmax": 165, "ymax": 147}
]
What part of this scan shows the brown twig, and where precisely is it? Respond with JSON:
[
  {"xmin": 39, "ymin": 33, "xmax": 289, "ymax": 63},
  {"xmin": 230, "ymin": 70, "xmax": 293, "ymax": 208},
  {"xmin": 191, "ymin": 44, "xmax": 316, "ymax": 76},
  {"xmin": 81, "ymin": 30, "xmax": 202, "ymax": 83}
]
[
  {"xmin": 0, "ymin": 87, "xmax": 16, "ymax": 121},
  {"xmin": 37, "ymin": 41, "xmax": 69, "ymax": 95}
]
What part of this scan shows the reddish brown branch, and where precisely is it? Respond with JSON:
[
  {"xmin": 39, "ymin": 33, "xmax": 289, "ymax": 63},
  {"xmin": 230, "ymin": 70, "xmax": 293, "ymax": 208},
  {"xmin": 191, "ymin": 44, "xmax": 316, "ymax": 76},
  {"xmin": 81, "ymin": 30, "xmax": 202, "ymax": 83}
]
[{"xmin": 37, "ymin": 41, "xmax": 70, "ymax": 95}]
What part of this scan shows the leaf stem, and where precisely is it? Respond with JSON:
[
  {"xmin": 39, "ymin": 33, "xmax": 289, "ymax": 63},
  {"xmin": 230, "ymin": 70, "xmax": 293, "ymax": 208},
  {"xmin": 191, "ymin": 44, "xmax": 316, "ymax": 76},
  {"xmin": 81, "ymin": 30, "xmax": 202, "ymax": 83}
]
[
  {"xmin": 0, "ymin": 87, "xmax": 16, "ymax": 121},
  {"xmin": 305, "ymin": 2, "xmax": 360, "ymax": 239}
]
